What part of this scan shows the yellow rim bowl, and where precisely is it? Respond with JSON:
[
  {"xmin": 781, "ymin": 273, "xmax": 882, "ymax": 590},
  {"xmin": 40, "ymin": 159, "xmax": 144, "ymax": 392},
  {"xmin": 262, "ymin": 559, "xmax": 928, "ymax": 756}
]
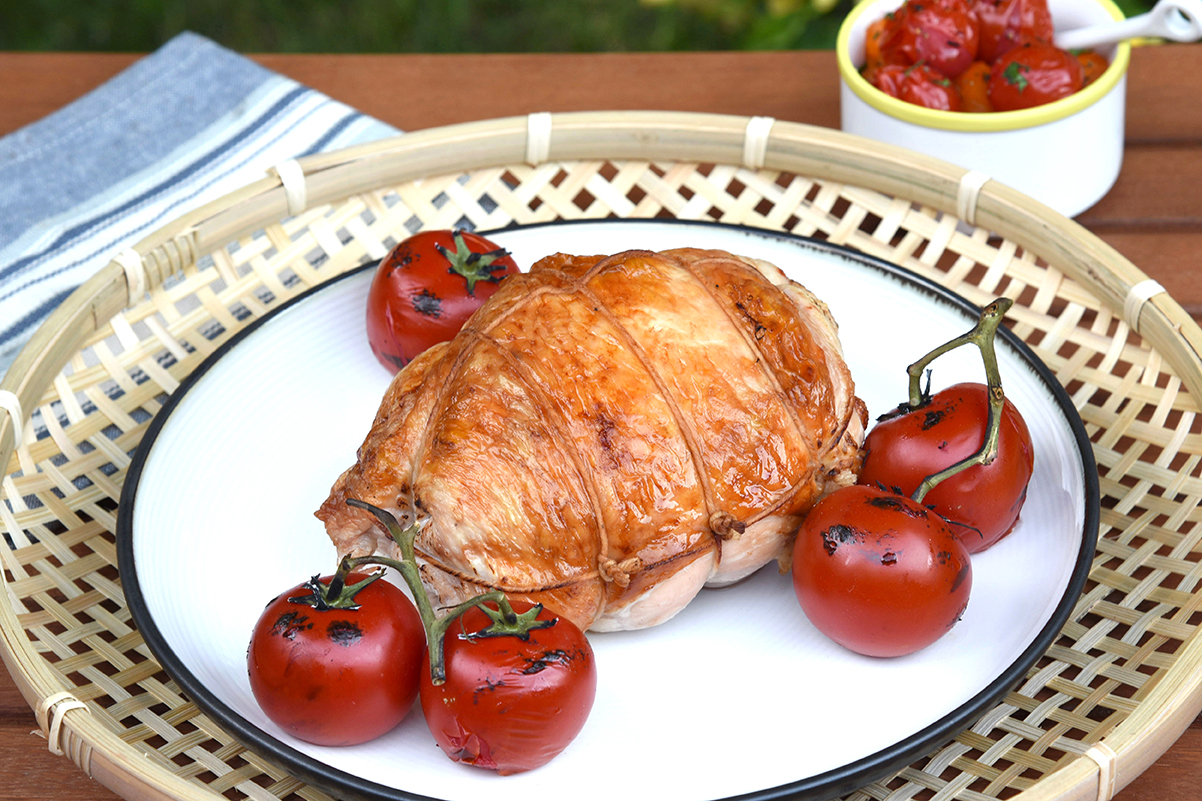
[{"xmin": 836, "ymin": 0, "xmax": 1132, "ymax": 132}]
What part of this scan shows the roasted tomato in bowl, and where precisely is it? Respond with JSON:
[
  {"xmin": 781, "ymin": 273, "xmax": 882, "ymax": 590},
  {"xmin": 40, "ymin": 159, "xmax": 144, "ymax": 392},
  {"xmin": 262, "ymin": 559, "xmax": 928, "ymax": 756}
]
[
  {"xmin": 859, "ymin": 0, "xmax": 1107, "ymax": 113},
  {"xmin": 974, "ymin": 0, "xmax": 1054, "ymax": 62},
  {"xmin": 989, "ymin": 40, "xmax": 1084, "ymax": 110},
  {"xmin": 878, "ymin": 0, "xmax": 981, "ymax": 78},
  {"xmin": 365, "ymin": 229, "xmax": 518, "ymax": 373},
  {"xmin": 868, "ymin": 62, "xmax": 965, "ymax": 111}
]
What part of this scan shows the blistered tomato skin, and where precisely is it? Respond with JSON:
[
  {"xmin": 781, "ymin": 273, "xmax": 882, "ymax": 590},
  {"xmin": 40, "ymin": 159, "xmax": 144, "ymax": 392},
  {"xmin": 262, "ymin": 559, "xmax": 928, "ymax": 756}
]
[
  {"xmin": 870, "ymin": 63, "xmax": 964, "ymax": 111},
  {"xmin": 792, "ymin": 484, "xmax": 973, "ymax": 658},
  {"xmin": 972, "ymin": 0, "xmax": 1054, "ymax": 62},
  {"xmin": 420, "ymin": 601, "xmax": 597, "ymax": 775},
  {"xmin": 989, "ymin": 41, "xmax": 1084, "ymax": 111},
  {"xmin": 879, "ymin": 0, "xmax": 981, "ymax": 78},
  {"xmin": 246, "ymin": 574, "xmax": 426, "ymax": 747},
  {"xmin": 857, "ymin": 381, "xmax": 1034, "ymax": 553}
]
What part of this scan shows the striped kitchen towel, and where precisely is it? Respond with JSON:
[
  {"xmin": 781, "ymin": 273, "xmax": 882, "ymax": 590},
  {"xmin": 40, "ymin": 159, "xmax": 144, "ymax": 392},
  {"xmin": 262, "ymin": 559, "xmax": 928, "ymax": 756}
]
[{"xmin": 0, "ymin": 31, "xmax": 399, "ymax": 380}]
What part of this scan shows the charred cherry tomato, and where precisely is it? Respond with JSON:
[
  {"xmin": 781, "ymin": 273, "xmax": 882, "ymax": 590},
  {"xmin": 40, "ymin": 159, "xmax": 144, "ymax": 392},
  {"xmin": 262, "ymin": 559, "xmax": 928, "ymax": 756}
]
[
  {"xmin": 989, "ymin": 41, "xmax": 1083, "ymax": 111},
  {"xmin": 879, "ymin": 0, "xmax": 981, "ymax": 78},
  {"xmin": 971, "ymin": 0, "xmax": 1054, "ymax": 62},
  {"xmin": 420, "ymin": 600, "xmax": 597, "ymax": 775},
  {"xmin": 858, "ymin": 381, "xmax": 1034, "ymax": 552},
  {"xmin": 1076, "ymin": 49, "xmax": 1110, "ymax": 87},
  {"xmin": 792, "ymin": 484, "xmax": 973, "ymax": 657},
  {"xmin": 871, "ymin": 62, "xmax": 964, "ymax": 111},
  {"xmin": 366, "ymin": 228, "xmax": 518, "ymax": 373},
  {"xmin": 247, "ymin": 572, "xmax": 426, "ymax": 746},
  {"xmin": 955, "ymin": 60, "xmax": 995, "ymax": 112}
]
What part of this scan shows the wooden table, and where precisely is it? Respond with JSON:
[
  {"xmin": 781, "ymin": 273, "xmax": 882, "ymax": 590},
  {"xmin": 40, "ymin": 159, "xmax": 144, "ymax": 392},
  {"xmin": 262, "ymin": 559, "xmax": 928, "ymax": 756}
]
[{"xmin": 1, "ymin": 45, "xmax": 1200, "ymax": 800}]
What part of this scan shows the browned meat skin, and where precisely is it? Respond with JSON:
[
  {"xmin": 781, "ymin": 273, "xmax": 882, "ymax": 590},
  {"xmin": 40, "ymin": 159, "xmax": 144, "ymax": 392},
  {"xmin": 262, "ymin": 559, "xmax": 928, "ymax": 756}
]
[{"xmin": 316, "ymin": 248, "xmax": 866, "ymax": 632}]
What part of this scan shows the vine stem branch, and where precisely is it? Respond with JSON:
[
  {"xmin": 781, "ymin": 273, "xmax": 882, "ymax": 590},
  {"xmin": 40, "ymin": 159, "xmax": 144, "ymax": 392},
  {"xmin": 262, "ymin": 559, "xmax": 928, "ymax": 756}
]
[
  {"xmin": 905, "ymin": 298, "xmax": 1013, "ymax": 504},
  {"xmin": 341, "ymin": 498, "xmax": 545, "ymax": 685}
]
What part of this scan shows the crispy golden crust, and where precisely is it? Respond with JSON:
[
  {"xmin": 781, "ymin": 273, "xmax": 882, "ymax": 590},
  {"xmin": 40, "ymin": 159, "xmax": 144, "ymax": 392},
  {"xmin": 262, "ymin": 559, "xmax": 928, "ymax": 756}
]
[{"xmin": 316, "ymin": 248, "xmax": 864, "ymax": 631}]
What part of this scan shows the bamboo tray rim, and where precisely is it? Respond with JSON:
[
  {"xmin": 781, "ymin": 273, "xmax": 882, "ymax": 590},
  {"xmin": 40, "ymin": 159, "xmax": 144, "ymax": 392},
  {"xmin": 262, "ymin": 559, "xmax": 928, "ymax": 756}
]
[{"xmin": 1, "ymin": 109, "xmax": 1200, "ymax": 801}]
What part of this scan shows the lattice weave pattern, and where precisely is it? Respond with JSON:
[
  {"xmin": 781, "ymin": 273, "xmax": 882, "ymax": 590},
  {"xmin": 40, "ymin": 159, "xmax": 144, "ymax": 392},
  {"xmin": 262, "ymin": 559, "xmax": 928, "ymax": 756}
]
[{"xmin": 3, "ymin": 160, "xmax": 1199, "ymax": 801}]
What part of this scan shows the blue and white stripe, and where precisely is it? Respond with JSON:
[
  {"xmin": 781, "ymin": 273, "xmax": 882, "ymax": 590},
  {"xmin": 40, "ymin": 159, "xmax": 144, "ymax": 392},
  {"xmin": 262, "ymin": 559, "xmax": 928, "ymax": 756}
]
[{"xmin": 0, "ymin": 32, "xmax": 399, "ymax": 379}]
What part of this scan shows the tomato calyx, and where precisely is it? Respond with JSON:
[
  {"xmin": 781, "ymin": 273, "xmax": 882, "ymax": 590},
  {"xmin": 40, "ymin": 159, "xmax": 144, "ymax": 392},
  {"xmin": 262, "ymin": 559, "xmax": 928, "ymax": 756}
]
[
  {"xmin": 341, "ymin": 498, "xmax": 551, "ymax": 685},
  {"xmin": 286, "ymin": 570, "xmax": 385, "ymax": 611},
  {"xmin": 434, "ymin": 229, "xmax": 513, "ymax": 295},
  {"xmin": 458, "ymin": 601, "xmax": 556, "ymax": 641}
]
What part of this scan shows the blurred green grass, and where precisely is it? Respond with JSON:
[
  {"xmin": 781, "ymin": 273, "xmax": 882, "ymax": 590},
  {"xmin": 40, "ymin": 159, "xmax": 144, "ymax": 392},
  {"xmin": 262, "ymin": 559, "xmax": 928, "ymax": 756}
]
[{"xmin": 1, "ymin": 0, "xmax": 1151, "ymax": 53}]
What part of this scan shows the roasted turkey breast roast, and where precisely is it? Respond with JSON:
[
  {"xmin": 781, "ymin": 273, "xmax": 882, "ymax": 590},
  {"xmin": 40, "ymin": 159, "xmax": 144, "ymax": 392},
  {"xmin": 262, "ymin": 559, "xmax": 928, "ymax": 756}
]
[{"xmin": 316, "ymin": 247, "xmax": 867, "ymax": 632}]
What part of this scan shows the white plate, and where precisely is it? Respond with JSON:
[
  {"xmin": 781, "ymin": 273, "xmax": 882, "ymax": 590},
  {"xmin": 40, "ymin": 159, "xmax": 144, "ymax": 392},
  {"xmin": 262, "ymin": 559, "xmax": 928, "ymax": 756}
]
[{"xmin": 118, "ymin": 220, "xmax": 1098, "ymax": 801}]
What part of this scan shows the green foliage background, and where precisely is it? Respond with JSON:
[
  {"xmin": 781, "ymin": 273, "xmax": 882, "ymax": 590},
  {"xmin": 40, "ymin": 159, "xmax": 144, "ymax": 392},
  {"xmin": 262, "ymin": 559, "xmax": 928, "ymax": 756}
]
[{"xmin": 1, "ymin": 0, "xmax": 1151, "ymax": 53}]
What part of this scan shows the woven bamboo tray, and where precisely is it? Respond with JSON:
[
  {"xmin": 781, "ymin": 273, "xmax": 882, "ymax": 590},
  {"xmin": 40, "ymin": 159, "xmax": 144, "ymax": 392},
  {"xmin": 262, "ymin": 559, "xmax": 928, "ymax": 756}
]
[{"xmin": 2, "ymin": 110, "xmax": 1201, "ymax": 801}]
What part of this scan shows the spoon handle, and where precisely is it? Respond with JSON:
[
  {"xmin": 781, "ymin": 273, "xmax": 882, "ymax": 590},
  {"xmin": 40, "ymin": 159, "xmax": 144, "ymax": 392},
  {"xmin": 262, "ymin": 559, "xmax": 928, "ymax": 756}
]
[
  {"xmin": 1054, "ymin": 0, "xmax": 1202, "ymax": 50},
  {"xmin": 1055, "ymin": 13, "xmax": 1157, "ymax": 49}
]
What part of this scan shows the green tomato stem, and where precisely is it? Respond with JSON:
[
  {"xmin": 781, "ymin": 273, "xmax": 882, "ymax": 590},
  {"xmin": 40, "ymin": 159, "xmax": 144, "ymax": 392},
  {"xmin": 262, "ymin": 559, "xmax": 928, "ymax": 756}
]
[
  {"xmin": 905, "ymin": 298, "xmax": 1013, "ymax": 505},
  {"xmin": 341, "ymin": 498, "xmax": 547, "ymax": 685},
  {"xmin": 287, "ymin": 564, "xmax": 385, "ymax": 611}
]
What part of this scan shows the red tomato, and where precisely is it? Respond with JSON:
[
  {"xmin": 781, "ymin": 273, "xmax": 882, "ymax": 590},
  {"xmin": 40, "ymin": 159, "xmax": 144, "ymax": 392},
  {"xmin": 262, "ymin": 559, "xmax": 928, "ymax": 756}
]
[
  {"xmin": 420, "ymin": 600, "xmax": 597, "ymax": 775},
  {"xmin": 247, "ymin": 572, "xmax": 425, "ymax": 746},
  {"xmin": 857, "ymin": 381, "xmax": 1034, "ymax": 553},
  {"xmin": 972, "ymin": 0, "xmax": 1054, "ymax": 63},
  {"xmin": 870, "ymin": 62, "xmax": 964, "ymax": 111},
  {"xmin": 989, "ymin": 41, "xmax": 1083, "ymax": 111},
  {"xmin": 365, "ymin": 229, "xmax": 518, "ymax": 373},
  {"xmin": 879, "ymin": 0, "xmax": 981, "ymax": 78},
  {"xmin": 792, "ymin": 484, "xmax": 973, "ymax": 657}
]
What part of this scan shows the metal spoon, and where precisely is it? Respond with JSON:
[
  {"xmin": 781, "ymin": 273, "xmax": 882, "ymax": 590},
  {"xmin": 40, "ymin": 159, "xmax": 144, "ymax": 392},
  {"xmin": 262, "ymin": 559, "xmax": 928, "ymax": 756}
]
[{"xmin": 1054, "ymin": 0, "xmax": 1202, "ymax": 50}]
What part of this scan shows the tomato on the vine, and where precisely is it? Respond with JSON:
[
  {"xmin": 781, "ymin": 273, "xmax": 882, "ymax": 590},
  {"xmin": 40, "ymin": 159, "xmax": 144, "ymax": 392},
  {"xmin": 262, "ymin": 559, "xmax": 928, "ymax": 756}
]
[
  {"xmin": 420, "ymin": 599, "xmax": 597, "ymax": 775},
  {"xmin": 366, "ymin": 229, "xmax": 519, "ymax": 373},
  {"xmin": 792, "ymin": 484, "xmax": 973, "ymax": 657},
  {"xmin": 989, "ymin": 41, "xmax": 1084, "ymax": 111},
  {"xmin": 247, "ymin": 572, "xmax": 426, "ymax": 746},
  {"xmin": 857, "ymin": 381, "xmax": 1034, "ymax": 552}
]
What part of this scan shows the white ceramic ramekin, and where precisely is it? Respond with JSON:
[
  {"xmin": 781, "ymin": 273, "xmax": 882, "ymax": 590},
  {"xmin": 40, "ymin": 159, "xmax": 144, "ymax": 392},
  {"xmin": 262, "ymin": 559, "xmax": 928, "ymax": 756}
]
[{"xmin": 837, "ymin": 0, "xmax": 1132, "ymax": 217}]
